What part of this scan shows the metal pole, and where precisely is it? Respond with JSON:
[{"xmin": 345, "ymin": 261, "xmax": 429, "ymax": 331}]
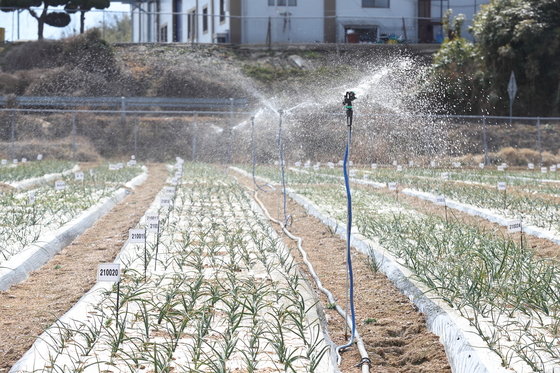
[
  {"xmin": 192, "ymin": 113, "xmax": 198, "ymax": 161},
  {"xmin": 9, "ymin": 110, "xmax": 15, "ymax": 161},
  {"xmin": 133, "ymin": 120, "xmax": 138, "ymax": 157},
  {"xmin": 228, "ymin": 98, "xmax": 233, "ymax": 164},
  {"xmin": 278, "ymin": 110, "xmax": 288, "ymax": 226},
  {"xmin": 71, "ymin": 112, "xmax": 77, "ymax": 159},
  {"xmin": 482, "ymin": 116, "xmax": 489, "ymax": 165},
  {"xmin": 537, "ymin": 117, "xmax": 543, "ymax": 166},
  {"xmin": 509, "ymin": 99, "xmax": 513, "ymax": 125}
]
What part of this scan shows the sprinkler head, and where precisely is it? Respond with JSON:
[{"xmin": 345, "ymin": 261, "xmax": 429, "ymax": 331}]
[{"xmin": 343, "ymin": 91, "xmax": 356, "ymax": 108}]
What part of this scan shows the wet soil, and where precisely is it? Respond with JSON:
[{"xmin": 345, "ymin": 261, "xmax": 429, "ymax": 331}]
[
  {"xmin": 235, "ymin": 174, "xmax": 452, "ymax": 373},
  {"xmin": 0, "ymin": 163, "xmax": 168, "ymax": 372}
]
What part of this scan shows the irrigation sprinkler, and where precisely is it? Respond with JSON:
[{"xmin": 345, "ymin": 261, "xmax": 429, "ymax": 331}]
[
  {"xmin": 337, "ymin": 91, "xmax": 357, "ymax": 358},
  {"xmin": 277, "ymin": 109, "xmax": 290, "ymax": 226}
]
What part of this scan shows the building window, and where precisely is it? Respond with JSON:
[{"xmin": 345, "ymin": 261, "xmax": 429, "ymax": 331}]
[
  {"xmin": 362, "ymin": 0, "xmax": 389, "ymax": 8},
  {"xmin": 269, "ymin": 0, "xmax": 297, "ymax": 6},
  {"xmin": 203, "ymin": 7, "xmax": 208, "ymax": 32},
  {"xmin": 219, "ymin": 0, "xmax": 225, "ymax": 22},
  {"xmin": 160, "ymin": 25, "xmax": 168, "ymax": 42}
]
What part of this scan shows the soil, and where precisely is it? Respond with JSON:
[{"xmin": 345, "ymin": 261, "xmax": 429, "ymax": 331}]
[
  {"xmin": 235, "ymin": 174, "xmax": 452, "ymax": 373},
  {"xmin": 0, "ymin": 163, "xmax": 168, "ymax": 373}
]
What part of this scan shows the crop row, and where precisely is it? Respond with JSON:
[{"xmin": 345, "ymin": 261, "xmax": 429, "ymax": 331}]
[{"xmin": 22, "ymin": 163, "xmax": 331, "ymax": 373}]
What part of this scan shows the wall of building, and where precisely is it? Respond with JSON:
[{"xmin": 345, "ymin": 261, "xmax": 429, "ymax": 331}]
[{"xmin": 241, "ymin": 0, "xmax": 324, "ymax": 44}]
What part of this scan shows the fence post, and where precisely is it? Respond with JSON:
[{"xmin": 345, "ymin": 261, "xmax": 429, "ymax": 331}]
[
  {"xmin": 192, "ymin": 113, "xmax": 198, "ymax": 161},
  {"xmin": 71, "ymin": 112, "xmax": 77, "ymax": 159},
  {"xmin": 537, "ymin": 117, "xmax": 542, "ymax": 166},
  {"xmin": 133, "ymin": 119, "xmax": 138, "ymax": 157},
  {"xmin": 9, "ymin": 110, "xmax": 15, "ymax": 161},
  {"xmin": 228, "ymin": 98, "xmax": 233, "ymax": 164},
  {"xmin": 482, "ymin": 115, "xmax": 489, "ymax": 165}
]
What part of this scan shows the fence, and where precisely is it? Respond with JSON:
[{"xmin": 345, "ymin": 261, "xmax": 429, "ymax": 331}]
[
  {"xmin": 0, "ymin": 96, "xmax": 558, "ymax": 166},
  {"xmin": 0, "ymin": 9, "xmax": 475, "ymax": 44}
]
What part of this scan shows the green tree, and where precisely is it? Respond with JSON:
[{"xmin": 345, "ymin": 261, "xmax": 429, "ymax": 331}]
[
  {"xmin": 0, "ymin": 0, "xmax": 71, "ymax": 40},
  {"xmin": 101, "ymin": 14, "xmax": 131, "ymax": 43},
  {"xmin": 471, "ymin": 0, "xmax": 560, "ymax": 115},
  {"xmin": 65, "ymin": 0, "xmax": 110, "ymax": 34}
]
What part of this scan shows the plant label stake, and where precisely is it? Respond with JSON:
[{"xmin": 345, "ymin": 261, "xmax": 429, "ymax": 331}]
[
  {"xmin": 479, "ymin": 163, "xmax": 485, "ymax": 169},
  {"xmin": 97, "ymin": 263, "xmax": 121, "ymax": 323},
  {"xmin": 129, "ymin": 228, "xmax": 147, "ymax": 276},
  {"xmin": 388, "ymin": 182, "xmax": 398, "ymax": 200},
  {"xmin": 430, "ymin": 160, "xmax": 437, "ymax": 168},
  {"xmin": 441, "ymin": 172, "xmax": 449, "ymax": 180},
  {"xmin": 371, "ymin": 163, "xmax": 377, "ymax": 170},
  {"xmin": 497, "ymin": 182, "xmax": 507, "ymax": 209},
  {"xmin": 396, "ymin": 165, "xmax": 403, "ymax": 172},
  {"xmin": 37, "ymin": 154, "xmax": 43, "ymax": 161},
  {"xmin": 75, "ymin": 171, "xmax": 84, "ymax": 182},
  {"xmin": 146, "ymin": 213, "xmax": 160, "ymax": 270},
  {"xmin": 541, "ymin": 167, "xmax": 548, "ymax": 174},
  {"xmin": 436, "ymin": 195, "xmax": 448, "ymax": 224},
  {"xmin": 1, "ymin": 160, "xmax": 6, "ymax": 165},
  {"xmin": 497, "ymin": 165, "xmax": 505, "ymax": 172},
  {"xmin": 528, "ymin": 163, "xmax": 535, "ymax": 170},
  {"xmin": 28, "ymin": 191, "xmax": 35, "ymax": 204},
  {"xmin": 55, "ymin": 180, "xmax": 66, "ymax": 191},
  {"xmin": 508, "ymin": 220, "xmax": 523, "ymax": 248}
]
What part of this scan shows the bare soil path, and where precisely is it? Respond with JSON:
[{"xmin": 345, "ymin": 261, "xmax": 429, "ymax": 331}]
[
  {"xmin": 235, "ymin": 174, "xmax": 451, "ymax": 373},
  {"xmin": 0, "ymin": 163, "xmax": 167, "ymax": 372}
]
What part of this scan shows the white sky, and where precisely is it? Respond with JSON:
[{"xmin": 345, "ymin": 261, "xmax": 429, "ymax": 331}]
[{"xmin": 1, "ymin": 2, "xmax": 131, "ymax": 41}]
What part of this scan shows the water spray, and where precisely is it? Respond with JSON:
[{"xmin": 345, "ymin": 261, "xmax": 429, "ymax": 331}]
[
  {"xmin": 251, "ymin": 116, "xmax": 271, "ymax": 192},
  {"xmin": 277, "ymin": 109, "xmax": 291, "ymax": 227},
  {"xmin": 337, "ymin": 91, "xmax": 358, "ymax": 356}
]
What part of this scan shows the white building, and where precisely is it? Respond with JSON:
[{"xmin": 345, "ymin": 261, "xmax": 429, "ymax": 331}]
[{"xmin": 131, "ymin": 0, "xmax": 488, "ymax": 44}]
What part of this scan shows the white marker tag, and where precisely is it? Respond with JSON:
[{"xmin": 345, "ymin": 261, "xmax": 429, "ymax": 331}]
[
  {"xmin": 408, "ymin": 161, "xmax": 414, "ymax": 167},
  {"xmin": 274, "ymin": 161, "xmax": 279, "ymax": 166},
  {"xmin": 55, "ymin": 180, "xmax": 66, "ymax": 190},
  {"xmin": 316, "ymin": 162, "xmax": 321, "ymax": 167},
  {"xmin": 371, "ymin": 163, "xmax": 377, "ymax": 170},
  {"xmin": 497, "ymin": 165, "xmax": 505, "ymax": 172},
  {"xmin": 313, "ymin": 165, "xmax": 320, "ymax": 171},
  {"xmin": 453, "ymin": 162, "xmax": 461, "ymax": 168},
  {"xmin": 163, "ymin": 186, "xmax": 175, "ymax": 195},
  {"xmin": 28, "ymin": 191, "xmax": 35, "ymax": 204},
  {"xmin": 145, "ymin": 214, "xmax": 159, "ymax": 232},
  {"xmin": 388, "ymin": 182, "xmax": 397, "ymax": 191},
  {"xmin": 436, "ymin": 196, "xmax": 446, "ymax": 206},
  {"xmin": 550, "ymin": 165, "xmax": 557, "ymax": 172},
  {"xmin": 75, "ymin": 172, "xmax": 84, "ymax": 181},
  {"xmin": 13, "ymin": 159, "xmax": 18, "ymax": 165},
  {"xmin": 295, "ymin": 161, "xmax": 301, "ymax": 167},
  {"xmin": 557, "ymin": 163, "xmax": 560, "ymax": 169},
  {"xmin": 349, "ymin": 170, "xmax": 356, "ymax": 177},
  {"xmin": 338, "ymin": 160, "xmax": 344, "ymax": 166},
  {"xmin": 1, "ymin": 160, "xmax": 7, "ymax": 165},
  {"xmin": 89, "ymin": 169, "xmax": 95, "ymax": 176},
  {"xmin": 127, "ymin": 160, "xmax": 137, "ymax": 167},
  {"xmin": 170, "ymin": 177, "xmax": 178, "ymax": 185},
  {"xmin": 441, "ymin": 172, "xmax": 449, "ymax": 180},
  {"xmin": 392, "ymin": 161, "xmax": 398, "ymax": 166},
  {"xmin": 479, "ymin": 163, "xmax": 485, "ymax": 169},
  {"xmin": 109, "ymin": 164, "xmax": 118, "ymax": 171},
  {"xmin": 97, "ymin": 263, "xmax": 121, "ymax": 283},
  {"xmin": 21, "ymin": 158, "xmax": 27, "ymax": 163},
  {"xmin": 501, "ymin": 163, "xmax": 508, "ymax": 168},
  {"xmin": 37, "ymin": 154, "xmax": 43, "ymax": 161},
  {"xmin": 363, "ymin": 174, "xmax": 369, "ymax": 180},
  {"xmin": 160, "ymin": 197, "xmax": 172, "ymax": 208},
  {"xmin": 528, "ymin": 163, "xmax": 534, "ymax": 170},
  {"xmin": 507, "ymin": 220, "xmax": 522, "ymax": 233},
  {"xmin": 396, "ymin": 165, "xmax": 403, "ymax": 172},
  {"xmin": 349, "ymin": 161, "xmax": 353, "ymax": 166},
  {"xmin": 129, "ymin": 229, "xmax": 146, "ymax": 243},
  {"xmin": 541, "ymin": 167, "xmax": 548, "ymax": 173},
  {"xmin": 131, "ymin": 155, "xmax": 136, "ymax": 160},
  {"xmin": 497, "ymin": 182, "xmax": 506, "ymax": 191},
  {"xmin": 116, "ymin": 163, "xmax": 124, "ymax": 169},
  {"xmin": 430, "ymin": 161, "xmax": 437, "ymax": 168},
  {"xmin": 328, "ymin": 162, "xmax": 334, "ymax": 169}
]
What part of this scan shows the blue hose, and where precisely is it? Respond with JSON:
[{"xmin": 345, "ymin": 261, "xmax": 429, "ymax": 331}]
[{"xmin": 338, "ymin": 126, "xmax": 356, "ymax": 352}]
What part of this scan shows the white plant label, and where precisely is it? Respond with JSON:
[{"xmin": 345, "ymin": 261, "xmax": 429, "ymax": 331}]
[
  {"xmin": 349, "ymin": 170, "xmax": 356, "ymax": 177},
  {"xmin": 436, "ymin": 196, "xmax": 446, "ymax": 206},
  {"xmin": 274, "ymin": 161, "xmax": 279, "ymax": 166},
  {"xmin": 396, "ymin": 165, "xmax": 403, "ymax": 172},
  {"xmin": 453, "ymin": 162, "xmax": 461, "ymax": 168},
  {"xmin": 557, "ymin": 163, "xmax": 560, "ymax": 169},
  {"xmin": 430, "ymin": 160, "xmax": 437, "ymax": 168},
  {"xmin": 295, "ymin": 161, "xmax": 301, "ymax": 167},
  {"xmin": 541, "ymin": 167, "xmax": 548, "ymax": 173},
  {"xmin": 388, "ymin": 182, "xmax": 397, "ymax": 191},
  {"xmin": 21, "ymin": 158, "xmax": 27, "ymax": 163},
  {"xmin": 145, "ymin": 214, "xmax": 159, "ymax": 233},
  {"xmin": 392, "ymin": 161, "xmax": 398, "ymax": 166},
  {"xmin": 497, "ymin": 165, "xmax": 505, "ymax": 172},
  {"xmin": 479, "ymin": 163, "xmax": 485, "ymax": 169},
  {"xmin": 441, "ymin": 172, "xmax": 449, "ymax": 180},
  {"xmin": 13, "ymin": 159, "xmax": 17, "ymax": 165},
  {"xmin": 128, "ymin": 160, "xmax": 137, "ymax": 167},
  {"xmin": 313, "ymin": 165, "xmax": 320, "ymax": 171},
  {"xmin": 129, "ymin": 229, "xmax": 146, "ymax": 243},
  {"xmin": 74, "ymin": 171, "xmax": 84, "ymax": 181},
  {"xmin": 89, "ymin": 169, "xmax": 95, "ymax": 176},
  {"xmin": 316, "ymin": 162, "xmax": 321, "ymax": 167},
  {"xmin": 507, "ymin": 220, "xmax": 522, "ymax": 233},
  {"xmin": 131, "ymin": 155, "xmax": 136, "ymax": 160},
  {"xmin": 1, "ymin": 160, "xmax": 7, "ymax": 165},
  {"xmin": 116, "ymin": 163, "xmax": 124, "ymax": 169},
  {"xmin": 551, "ymin": 165, "xmax": 557, "ymax": 172},
  {"xmin": 37, "ymin": 154, "xmax": 43, "ymax": 161},
  {"xmin": 109, "ymin": 164, "xmax": 118, "ymax": 171},
  {"xmin": 338, "ymin": 160, "xmax": 344, "ymax": 166},
  {"xmin": 328, "ymin": 162, "xmax": 334, "ymax": 169},
  {"xmin": 501, "ymin": 163, "xmax": 508, "ymax": 168},
  {"xmin": 28, "ymin": 191, "xmax": 35, "ymax": 204},
  {"xmin": 371, "ymin": 163, "xmax": 377, "ymax": 170},
  {"xmin": 528, "ymin": 163, "xmax": 534, "ymax": 170},
  {"xmin": 97, "ymin": 263, "xmax": 121, "ymax": 283},
  {"xmin": 349, "ymin": 161, "xmax": 353, "ymax": 166},
  {"xmin": 164, "ymin": 186, "xmax": 175, "ymax": 195},
  {"xmin": 408, "ymin": 160, "xmax": 414, "ymax": 167},
  {"xmin": 160, "ymin": 197, "xmax": 172, "ymax": 208},
  {"xmin": 363, "ymin": 174, "xmax": 369, "ymax": 180},
  {"xmin": 170, "ymin": 177, "xmax": 178, "ymax": 185},
  {"xmin": 497, "ymin": 182, "xmax": 507, "ymax": 191},
  {"xmin": 55, "ymin": 180, "xmax": 66, "ymax": 191}
]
